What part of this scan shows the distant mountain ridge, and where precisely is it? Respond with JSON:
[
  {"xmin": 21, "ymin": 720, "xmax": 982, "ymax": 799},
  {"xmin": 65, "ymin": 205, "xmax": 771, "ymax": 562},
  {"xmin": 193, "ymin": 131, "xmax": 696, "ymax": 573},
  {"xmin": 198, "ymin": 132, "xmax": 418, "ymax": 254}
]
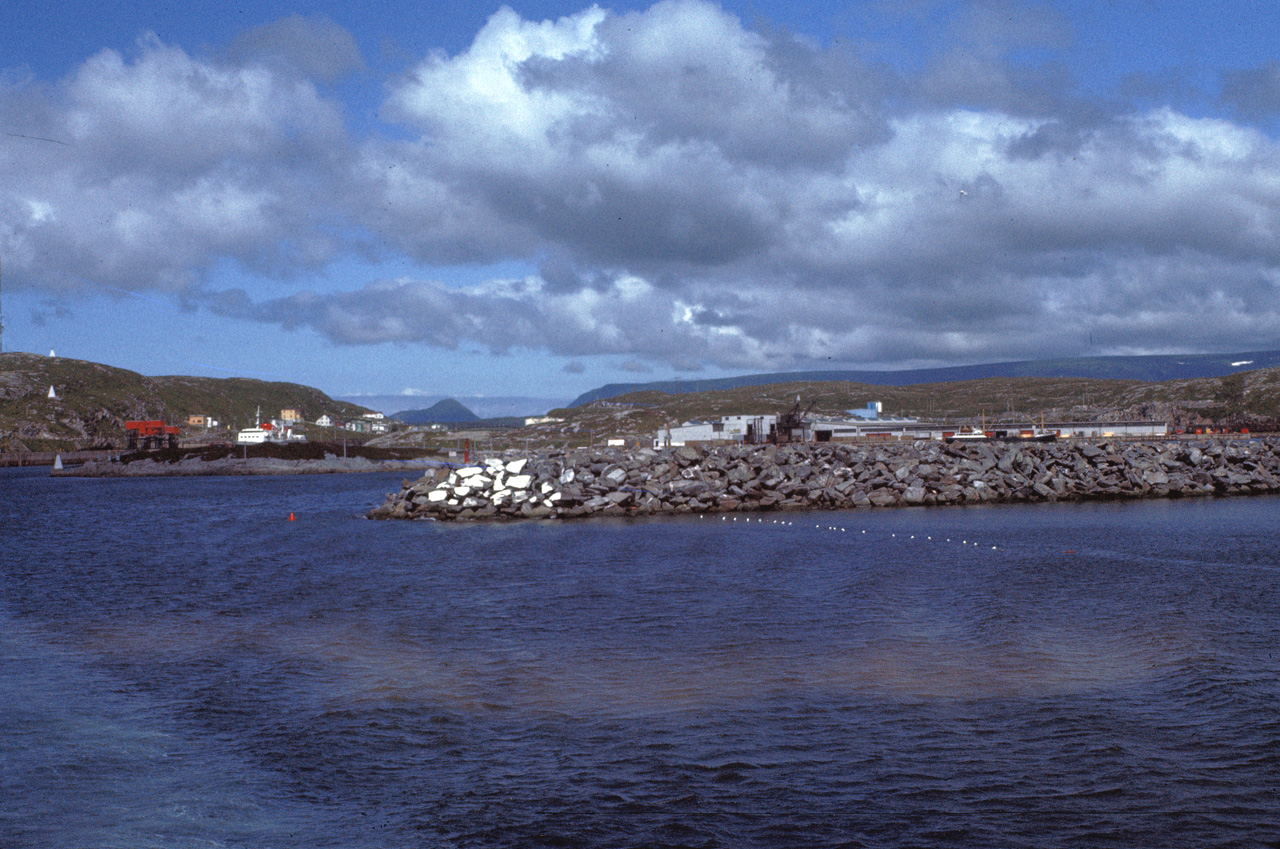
[
  {"xmin": 392, "ymin": 398, "xmax": 479, "ymax": 424},
  {"xmin": 569, "ymin": 351, "xmax": 1280, "ymax": 407},
  {"xmin": 340, "ymin": 392, "xmax": 571, "ymax": 419}
]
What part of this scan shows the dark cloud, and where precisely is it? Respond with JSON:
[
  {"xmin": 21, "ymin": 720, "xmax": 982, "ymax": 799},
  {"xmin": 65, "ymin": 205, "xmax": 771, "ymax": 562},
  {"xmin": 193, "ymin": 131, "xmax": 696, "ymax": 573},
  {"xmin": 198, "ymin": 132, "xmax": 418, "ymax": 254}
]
[
  {"xmin": 29, "ymin": 298, "xmax": 73, "ymax": 327},
  {"xmin": 227, "ymin": 15, "xmax": 365, "ymax": 81},
  {"xmin": 1221, "ymin": 60, "xmax": 1280, "ymax": 122}
]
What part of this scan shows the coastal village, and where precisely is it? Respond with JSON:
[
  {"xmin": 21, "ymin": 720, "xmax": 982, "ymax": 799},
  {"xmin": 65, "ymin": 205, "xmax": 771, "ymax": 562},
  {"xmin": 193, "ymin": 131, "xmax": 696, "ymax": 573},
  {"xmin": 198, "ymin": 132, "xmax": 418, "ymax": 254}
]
[{"xmin": 3, "ymin": 347, "xmax": 1277, "ymax": 463}]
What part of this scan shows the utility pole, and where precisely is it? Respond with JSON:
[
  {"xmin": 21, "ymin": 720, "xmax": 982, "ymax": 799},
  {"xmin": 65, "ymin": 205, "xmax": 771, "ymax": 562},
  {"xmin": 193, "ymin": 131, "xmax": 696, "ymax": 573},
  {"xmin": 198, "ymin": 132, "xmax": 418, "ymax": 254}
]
[{"xmin": 1, "ymin": 254, "xmax": 5, "ymax": 354}]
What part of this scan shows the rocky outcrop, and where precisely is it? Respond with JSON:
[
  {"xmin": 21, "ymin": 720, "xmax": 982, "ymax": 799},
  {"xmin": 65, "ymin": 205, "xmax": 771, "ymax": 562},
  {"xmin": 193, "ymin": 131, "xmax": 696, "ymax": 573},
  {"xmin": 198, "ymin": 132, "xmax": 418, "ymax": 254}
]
[{"xmin": 368, "ymin": 438, "xmax": 1280, "ymax": 521}]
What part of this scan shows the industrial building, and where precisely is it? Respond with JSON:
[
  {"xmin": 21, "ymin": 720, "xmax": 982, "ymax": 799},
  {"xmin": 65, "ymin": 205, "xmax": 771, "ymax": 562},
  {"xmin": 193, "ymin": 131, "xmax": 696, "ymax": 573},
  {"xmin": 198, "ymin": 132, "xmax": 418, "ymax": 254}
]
[{"xmin": 655, "ymin": 405, "xmax": 1169, "ymax": 447}]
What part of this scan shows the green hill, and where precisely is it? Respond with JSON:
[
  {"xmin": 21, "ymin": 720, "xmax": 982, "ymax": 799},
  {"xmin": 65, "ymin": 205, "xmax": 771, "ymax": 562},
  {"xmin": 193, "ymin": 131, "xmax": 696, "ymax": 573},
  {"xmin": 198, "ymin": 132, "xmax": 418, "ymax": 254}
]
[{"xmin": 0, "ymin": 352, "xmax": 373, "ymax": 451}]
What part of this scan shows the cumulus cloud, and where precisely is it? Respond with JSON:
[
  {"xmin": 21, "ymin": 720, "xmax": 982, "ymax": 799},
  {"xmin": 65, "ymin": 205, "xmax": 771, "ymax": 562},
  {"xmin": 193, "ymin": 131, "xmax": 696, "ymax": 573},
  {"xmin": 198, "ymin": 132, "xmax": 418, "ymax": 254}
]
[
  {"xmin": 6, "ymin": 1, "xmax": 1280, "ymax": 373},
  {"xmin": 1, "ymin": 32, "xmax": 352, "ymax": 294}
]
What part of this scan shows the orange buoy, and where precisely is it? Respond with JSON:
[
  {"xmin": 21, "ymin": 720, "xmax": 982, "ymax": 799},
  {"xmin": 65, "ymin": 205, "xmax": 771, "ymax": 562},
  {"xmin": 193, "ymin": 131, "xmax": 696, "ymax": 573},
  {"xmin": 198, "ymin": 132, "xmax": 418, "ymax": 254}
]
[{"xmin": 288, "ymin": 512, "xmax": 296, "ymax": 521}]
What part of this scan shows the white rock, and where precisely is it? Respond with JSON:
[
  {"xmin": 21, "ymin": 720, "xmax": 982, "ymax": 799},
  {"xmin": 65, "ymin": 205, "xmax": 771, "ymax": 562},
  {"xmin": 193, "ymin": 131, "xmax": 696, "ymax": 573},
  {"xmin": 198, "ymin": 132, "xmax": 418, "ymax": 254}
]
[
  {"xmin": 427, "ymin": 489, "xmax": 449, "ymax": 502},
  {"xmin": 456, "ymin": 466, "xmax": 485, "ymax": 479},
  {"xmin": 507, "ymin": 474, "xmax": 533, "ymax": 490},
  {"xmin": 548, "ymin": 492, "xmax": 562, "ymax": 502},
  {"xmin": 540, "ymin": 482, "xmax": 555, "ymax": 494},
  {"xmin": 505, "ymin": 458, "xmax": 528, "ymax": 474},
  {"xmin": 560, "ymin": 469, "xmax": 575, "ymax": 484},
  {"xmin": 512, "ymin": 491, "xmax": 529, "ymax": 503},
  {"xmin": 454, "ymin": 486, "xmax": 472, "ymax": 498},
  {"xmin": 485, "ymin": 458, "xmax": 505, "ymax": 469}
]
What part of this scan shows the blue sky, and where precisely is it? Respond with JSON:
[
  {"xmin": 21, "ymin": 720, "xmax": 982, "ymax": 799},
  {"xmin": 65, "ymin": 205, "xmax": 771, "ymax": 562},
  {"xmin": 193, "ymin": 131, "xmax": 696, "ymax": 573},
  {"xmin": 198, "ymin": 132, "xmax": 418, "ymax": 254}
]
[{"xmin": 5, "ymin": 1, "xmax": 1280, "ymax": 415}]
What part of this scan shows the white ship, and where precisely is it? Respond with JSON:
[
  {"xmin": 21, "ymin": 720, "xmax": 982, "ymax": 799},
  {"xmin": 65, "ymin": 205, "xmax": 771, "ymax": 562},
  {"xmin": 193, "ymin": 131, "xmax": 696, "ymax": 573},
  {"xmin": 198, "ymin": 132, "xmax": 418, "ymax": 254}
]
[{"xmin": 236, "ymin": 408, "xmax": 307, "ymax": 445}]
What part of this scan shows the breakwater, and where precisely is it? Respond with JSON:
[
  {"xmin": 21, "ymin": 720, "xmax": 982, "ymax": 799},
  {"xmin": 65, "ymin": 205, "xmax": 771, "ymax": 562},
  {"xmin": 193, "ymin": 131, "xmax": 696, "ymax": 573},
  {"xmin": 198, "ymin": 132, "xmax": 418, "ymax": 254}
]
[{"xmin": 369, "ymin": 437, "xmax": 1280, "ymax": 521}]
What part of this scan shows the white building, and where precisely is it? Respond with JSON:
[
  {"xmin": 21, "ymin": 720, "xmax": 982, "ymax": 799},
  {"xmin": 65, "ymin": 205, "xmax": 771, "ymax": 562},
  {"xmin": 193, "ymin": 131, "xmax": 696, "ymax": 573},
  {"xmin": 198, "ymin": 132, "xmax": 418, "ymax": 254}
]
[
  {"xmin": 655, "ymin": 415, "xmax": 778, "ymax": 448},
  {"xmin": 1048, "ymin": 421, "xmax": 1169, "ymax": 439}
]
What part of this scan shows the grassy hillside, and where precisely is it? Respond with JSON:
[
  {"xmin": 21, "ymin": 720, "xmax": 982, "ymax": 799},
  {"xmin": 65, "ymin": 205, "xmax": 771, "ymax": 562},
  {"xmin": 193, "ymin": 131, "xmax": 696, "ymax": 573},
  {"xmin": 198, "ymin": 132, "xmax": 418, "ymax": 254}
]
[
  {"xmin": 0, "ymin": 352, "xmax": 373, "ymax": 451},
  {"xmin": 494, "ymin": 366, "xmax": 1280, "ymax": 448}
]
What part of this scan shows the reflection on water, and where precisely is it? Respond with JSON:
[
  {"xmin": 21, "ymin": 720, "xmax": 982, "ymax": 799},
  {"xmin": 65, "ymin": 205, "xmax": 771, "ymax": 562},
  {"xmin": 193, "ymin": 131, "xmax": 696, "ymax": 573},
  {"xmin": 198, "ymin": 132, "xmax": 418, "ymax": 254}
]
[
  {"xmin": 72, "ymin": 612, "xmax": 1185, "ymax": 712},
  {"xmin": 2, "ymin": 468, "xmax": 1278, "ymax": 848}
]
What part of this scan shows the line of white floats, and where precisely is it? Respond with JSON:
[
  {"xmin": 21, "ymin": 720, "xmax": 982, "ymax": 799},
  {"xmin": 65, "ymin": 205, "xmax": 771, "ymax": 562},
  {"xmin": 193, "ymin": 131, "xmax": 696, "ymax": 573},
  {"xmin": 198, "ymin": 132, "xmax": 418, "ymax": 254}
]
[{"xmin": 702, "ymin": 514, "xmax": 999, "ymax": 550}]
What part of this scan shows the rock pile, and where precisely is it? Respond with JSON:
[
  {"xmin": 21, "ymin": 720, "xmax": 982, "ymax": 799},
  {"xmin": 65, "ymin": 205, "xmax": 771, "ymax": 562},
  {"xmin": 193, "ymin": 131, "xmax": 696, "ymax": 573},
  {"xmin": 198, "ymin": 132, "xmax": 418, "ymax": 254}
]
[{"xmin": 369, "ymin": 437, "xmax": 1280, "ymax": 521}]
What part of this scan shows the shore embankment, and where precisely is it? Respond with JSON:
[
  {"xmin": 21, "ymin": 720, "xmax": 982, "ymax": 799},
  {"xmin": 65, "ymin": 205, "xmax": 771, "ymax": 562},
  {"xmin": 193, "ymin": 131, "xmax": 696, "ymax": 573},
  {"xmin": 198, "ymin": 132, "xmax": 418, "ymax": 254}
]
[
  {"xmin": 368, "ymin": 437, "xmax": 1280, "ymax": 521},
  {"xmin": 42, "ymin": 440, "xmax": 447, "ymax": 477},
  {"xmin": 1, "ymin": 450, "xmax": 112, "ymax": 468},
  {"xmin": 50, "ymin": 454, "xmax": 445, "ymax": 477}
]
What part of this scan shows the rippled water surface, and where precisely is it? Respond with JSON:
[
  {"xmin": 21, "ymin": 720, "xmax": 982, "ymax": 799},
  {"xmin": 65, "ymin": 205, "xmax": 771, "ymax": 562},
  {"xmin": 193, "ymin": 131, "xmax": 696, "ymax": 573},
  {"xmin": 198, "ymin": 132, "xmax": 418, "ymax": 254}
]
[{"xmin": 3, "ymin": 467, "xmax": 1279, "ymax": 847}]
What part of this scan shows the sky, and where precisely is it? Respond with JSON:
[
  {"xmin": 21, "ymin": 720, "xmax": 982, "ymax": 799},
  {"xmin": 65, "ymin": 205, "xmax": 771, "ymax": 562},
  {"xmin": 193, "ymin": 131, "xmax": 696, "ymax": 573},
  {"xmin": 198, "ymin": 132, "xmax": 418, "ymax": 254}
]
[{"xmin": 5, "ymin": 1, "xmax": 1280, "ymax": 415}]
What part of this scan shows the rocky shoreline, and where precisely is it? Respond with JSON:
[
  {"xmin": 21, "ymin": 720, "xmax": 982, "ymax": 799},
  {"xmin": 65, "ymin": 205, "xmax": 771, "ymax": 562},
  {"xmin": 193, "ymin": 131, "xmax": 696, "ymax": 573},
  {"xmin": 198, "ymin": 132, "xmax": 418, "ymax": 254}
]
[
  {"xmin": 51, "ymin": 454, "xmax": 445, "ymax": 477},
  {"xmin": 369, "ymin": 437, "xmax": 1280, "ymax": 521}
]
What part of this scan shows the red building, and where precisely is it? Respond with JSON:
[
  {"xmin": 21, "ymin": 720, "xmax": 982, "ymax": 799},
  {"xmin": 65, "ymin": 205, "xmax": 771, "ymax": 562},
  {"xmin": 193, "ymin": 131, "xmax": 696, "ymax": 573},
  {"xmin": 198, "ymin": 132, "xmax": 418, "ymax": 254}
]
[{"xmin": 125, "ymin": 420, "xmax": 181, "ymax": 450}]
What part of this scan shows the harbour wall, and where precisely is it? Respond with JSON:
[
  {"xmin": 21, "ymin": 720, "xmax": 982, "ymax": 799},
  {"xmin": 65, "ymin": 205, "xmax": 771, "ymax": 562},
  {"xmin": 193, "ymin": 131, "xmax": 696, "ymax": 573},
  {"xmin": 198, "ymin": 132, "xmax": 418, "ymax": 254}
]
[{"xmin": 369, "ymin": 438, "xmax": 1280, "ymax": 521}]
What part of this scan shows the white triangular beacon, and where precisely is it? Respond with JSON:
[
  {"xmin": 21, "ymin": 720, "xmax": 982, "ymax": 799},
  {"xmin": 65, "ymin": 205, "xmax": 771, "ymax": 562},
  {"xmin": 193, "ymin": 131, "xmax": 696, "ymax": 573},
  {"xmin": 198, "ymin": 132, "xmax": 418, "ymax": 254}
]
[
  {"xmin": 47, "ymin": 385, "xmax": 57, "ymax": 399},
  {"xmin": 53, "ymin": 454, "xmax": 63, "ymax": 470},
  {"xmin": 49, "ymin": 349, "xmax": 56, "ymax": 357}
]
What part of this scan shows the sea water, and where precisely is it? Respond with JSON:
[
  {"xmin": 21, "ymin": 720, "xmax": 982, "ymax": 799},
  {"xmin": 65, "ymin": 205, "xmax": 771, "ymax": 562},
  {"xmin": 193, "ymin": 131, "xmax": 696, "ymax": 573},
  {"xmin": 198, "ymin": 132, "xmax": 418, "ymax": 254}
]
[{"xmin": 2, "ymin": 466, "xmax": 1278, "ymax": 847}]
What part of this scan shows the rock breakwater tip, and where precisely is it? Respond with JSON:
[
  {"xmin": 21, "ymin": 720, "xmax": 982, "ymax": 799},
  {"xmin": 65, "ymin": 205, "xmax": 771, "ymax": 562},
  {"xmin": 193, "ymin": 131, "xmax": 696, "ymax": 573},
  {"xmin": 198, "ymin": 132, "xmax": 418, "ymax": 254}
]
[{"xmin": 369, "ymin": 438, "xmax": 1280, "ymax": 522}]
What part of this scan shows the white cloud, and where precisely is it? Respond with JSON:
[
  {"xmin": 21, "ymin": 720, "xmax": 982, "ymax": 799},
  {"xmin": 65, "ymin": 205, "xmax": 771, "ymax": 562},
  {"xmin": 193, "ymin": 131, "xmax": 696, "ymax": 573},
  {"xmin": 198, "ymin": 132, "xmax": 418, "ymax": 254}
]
[{"xmin": 7, "ymin": 2, "xmax": 1280, "ymax": 374}]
